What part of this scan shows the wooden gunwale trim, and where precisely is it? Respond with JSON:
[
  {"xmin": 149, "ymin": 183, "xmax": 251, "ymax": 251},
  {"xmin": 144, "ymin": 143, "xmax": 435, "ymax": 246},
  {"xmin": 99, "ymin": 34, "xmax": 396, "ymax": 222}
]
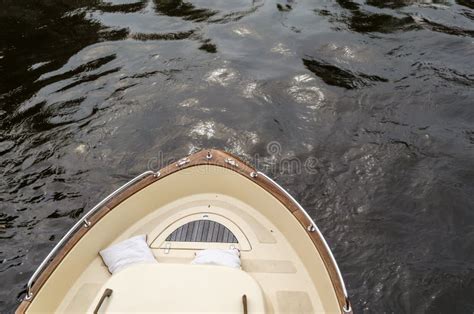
[{"xmin": 17, "ymin": 149, "xmax": 351, "ymax": 314}]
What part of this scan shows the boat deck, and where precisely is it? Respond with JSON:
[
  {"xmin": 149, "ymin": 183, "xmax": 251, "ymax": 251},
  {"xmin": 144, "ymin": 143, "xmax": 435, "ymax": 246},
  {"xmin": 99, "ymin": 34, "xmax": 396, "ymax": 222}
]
[
  {"xmin": 22, "ymin": 162, "xmax": 344, "ymax": 314},
  {"xmin": 53, "ymin": 191, "xmax": 334, "ymax": 313}
]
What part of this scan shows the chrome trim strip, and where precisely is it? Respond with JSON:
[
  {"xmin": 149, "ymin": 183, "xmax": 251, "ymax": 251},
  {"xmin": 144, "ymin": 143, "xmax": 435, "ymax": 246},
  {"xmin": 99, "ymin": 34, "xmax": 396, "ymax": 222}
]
[
  {"xmin": 25, "ymin": 170, "xmax": 157, "ymax": 300},
  {"xmin": 257, "ymin": 171, "xmax": 349, "ymax": 299}
]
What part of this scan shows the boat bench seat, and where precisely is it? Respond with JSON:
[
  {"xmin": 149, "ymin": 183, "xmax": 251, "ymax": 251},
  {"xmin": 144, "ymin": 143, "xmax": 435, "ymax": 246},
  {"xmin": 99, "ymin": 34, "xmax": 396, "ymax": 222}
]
[{"xmin": 87, "ymin": 263, "xmax": 265, "ymax": 313}]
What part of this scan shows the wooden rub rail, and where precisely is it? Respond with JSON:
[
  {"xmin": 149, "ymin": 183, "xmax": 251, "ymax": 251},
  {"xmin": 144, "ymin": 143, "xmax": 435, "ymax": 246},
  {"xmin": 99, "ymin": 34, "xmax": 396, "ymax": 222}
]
[{"xmin": 20, "ymin": 149, "xmax": 352, "ymax": 314}]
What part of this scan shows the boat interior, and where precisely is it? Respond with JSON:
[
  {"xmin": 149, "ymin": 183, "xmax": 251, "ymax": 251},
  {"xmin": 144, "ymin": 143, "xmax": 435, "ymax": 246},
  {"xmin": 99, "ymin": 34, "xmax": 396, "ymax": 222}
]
[{"xmin": 20, "ymin": 151, "xmax": 348, "ymax": 314}]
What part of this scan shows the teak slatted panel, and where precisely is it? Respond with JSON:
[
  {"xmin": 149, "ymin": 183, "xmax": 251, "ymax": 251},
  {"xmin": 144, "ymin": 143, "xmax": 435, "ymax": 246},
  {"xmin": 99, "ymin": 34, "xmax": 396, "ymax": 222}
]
[{"xmin": 166, "ymin": 220, "xmax": 238, "ymax": 243}]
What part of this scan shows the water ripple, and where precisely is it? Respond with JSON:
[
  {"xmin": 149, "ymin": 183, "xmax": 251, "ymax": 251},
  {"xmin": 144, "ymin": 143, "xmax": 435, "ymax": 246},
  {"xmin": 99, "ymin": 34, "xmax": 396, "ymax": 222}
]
[{"xmin": 303, "ymin": 58, "xmax": 388, "ymax": 89}]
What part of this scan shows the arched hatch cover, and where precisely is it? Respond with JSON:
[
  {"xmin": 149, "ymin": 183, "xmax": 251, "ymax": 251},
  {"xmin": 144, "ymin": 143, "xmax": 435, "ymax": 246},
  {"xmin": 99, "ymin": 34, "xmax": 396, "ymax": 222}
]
[{"xmin": 166, "ymin": 220, "xmax": 238, "ymax": 243}]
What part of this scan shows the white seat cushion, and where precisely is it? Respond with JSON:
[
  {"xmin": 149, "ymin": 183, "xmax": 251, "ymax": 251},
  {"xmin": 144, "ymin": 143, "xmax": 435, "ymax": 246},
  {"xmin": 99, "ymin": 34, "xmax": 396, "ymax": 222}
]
[
  {"xmin": 191, "ymin": 248, "xmax": 241, "ymax": 268},
  {"xmin": 99, "ymin": 235, "xmax": 157, "ymax": 274}
]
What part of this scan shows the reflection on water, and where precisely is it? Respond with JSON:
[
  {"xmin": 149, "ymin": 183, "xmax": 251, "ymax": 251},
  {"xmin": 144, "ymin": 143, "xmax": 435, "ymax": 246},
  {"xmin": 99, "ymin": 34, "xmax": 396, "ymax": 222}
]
[{"xmin": 1, "ymin": 0, "xmax": 474, "ymax": 312}]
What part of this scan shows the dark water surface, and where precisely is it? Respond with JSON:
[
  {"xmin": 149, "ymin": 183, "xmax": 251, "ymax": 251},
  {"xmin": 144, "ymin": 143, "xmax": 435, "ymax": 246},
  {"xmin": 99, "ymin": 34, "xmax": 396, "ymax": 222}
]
[{"xmin": 1, "ymin": 0, "xmax": 474, "ymax": 312}]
